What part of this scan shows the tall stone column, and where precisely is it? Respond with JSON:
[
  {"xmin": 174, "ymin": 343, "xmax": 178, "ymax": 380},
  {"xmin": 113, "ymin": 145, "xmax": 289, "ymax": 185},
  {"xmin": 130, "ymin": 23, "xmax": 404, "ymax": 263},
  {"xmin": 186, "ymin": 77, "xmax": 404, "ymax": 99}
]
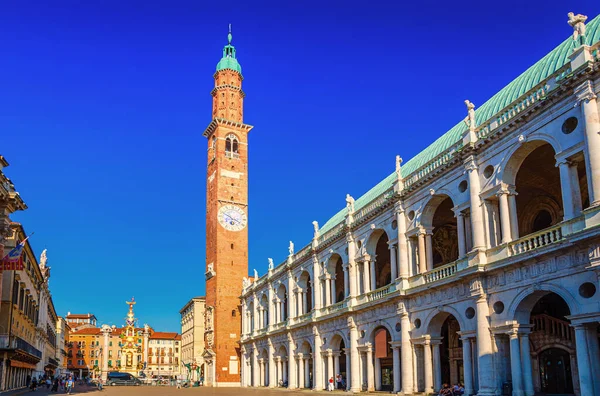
[
  {"xmin": 461, "ymin": 335, "xmax": 474, "ymax": 396},
  {"xmin": 324, "ymin": 277, "xmax": 331, "ymax": 306},
  {"xmin": 425, "ymin": 231, "xmax": 434, "ymax": 271},
  {"xmin": 507, "ymin": 189, "xmax": 519, "ymax": 240},
  {"xmin": 374, "ymin": 357, "xmax": 381, "ymax": 390},
  {"xmin": 277, "ymin": 358, "xmax": 283, "ymax": 385},
  {"xmin": 287, "ymin": 334, "xmax": 297, "ymax": 389},
  {"xmin": 334, "ymin": 353, "xmax": 340, "ymax": 378},
  {"xmin": 519, "ymin": 332, "xmax": 534, "ymax": 396},
  {"xmin": 313, "ymin": 327, "xmax": 323, "ymax": 390},
  {"xmin": 297, "ymin": 354, "xmax": 304, "ymax": 388},
  {"xmin": 268, "ymin": 341, "xmax": 276, "ymax": 388},
  {"xmin": 369, "ymin": 260, "xmax": 377, "ymax": 291},
  {"xmin": 100, "ymin": 325, "xmax": 112, "ymax": 381},
  {"xmin": 287, "ymin": 271, "xmax": 295, "ymax": 319},
  {"xmin": 475, "ymin": 292, "xmax": 495, "ymax": 395},
  {"xmin": 366, "ymin": 347, "xmax": 375, "ymax": 392},
  {"xmin": 574, "ymin": 324, "xmax": 594, "ymax": 396},
  {"xmin": 456, "ymin": 212, "xmax": 466, "ymax": 257},
  {"xmin": 304, "ymin": 358, "xmax": 310, "ymax": 389},
  {"xmin": 389, "ymin": 243, "xmax": 398, "ymax": 280},
  {"xmin": 557, "ymin": 159, "xmax": 582, "ymax": 220},
  {"xmin": 432, "ymin": 341, "xmax": 442, "ymax": 392},
  {"xmin": 331, "ymin": 278, "xmax": 337, "ymax": 304},
  {"xmin": 268, "ymin": 284, "xmax": 274, "ymax": 327},
  {"xmin": 142, "ymin": 324, "xmax": 149, "ymax": 373},
  {"xmin": 343, "ymin": 265, "xmax": 350, "ymax": 298},
  {"xmin": 395, "ymin": 202, "xmax": 410, "ymax": 279},
  {"xmin": 508, "ymin": 330, "xmax": 524, "ymax": 396},
  {"xmin": 399, "ymin": 307, "xmax": 413, "ymax": 394},
  {"xmin": 252, "ymin": 345, "xmax": 259, "ymax": 387},
  {"xmin": 392, "ymin": 345, "xmax": 401, "ymax": 393},
  {"xmin": 302, "ymin": 290, "xmax": 308, "ymax": 313},
  {"xmin": 312, "ymin": 255, "xmax": 322, "ymax": 310},
  {"xmin": 423, "ymin": 340, "xmax": 433, "ymax": 393},
  {"xmin": 465, "ymin": 156, "xmax": 486, "ymax": 256},
  {"xmin": 497, "ymin": 189, "xmax": 512, "ymax": 244},
  {"xmin": 576, "ymin": 80, "xmax": 600, "ymax": 206},
  {"xmin": 327, "ymin": 350, "xmax": 334, "ymax": 385},
  {"xmin": 417, "ymin": 231, "xmax": 427, "ymax": 274},
  {"xmin": 241, "ymin": 351, "xmax": 247, "ymax": 387},
  {"xmin": 349, "ymin": 318, "xmax": 360, "ymax": 392},
  {"xmin": 347, "ymin": 232, "xmax": 358, "ymax": 298}
]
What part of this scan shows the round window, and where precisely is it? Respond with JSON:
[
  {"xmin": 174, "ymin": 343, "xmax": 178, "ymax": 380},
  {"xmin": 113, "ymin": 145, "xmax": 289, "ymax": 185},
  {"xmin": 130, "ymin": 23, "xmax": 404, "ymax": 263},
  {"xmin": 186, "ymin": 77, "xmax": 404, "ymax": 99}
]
[
  {"xmin": 357, "ymin": 241, "xmax": 362, "ymax": 249},
  {"xmin": 395, "ymin": 323, "xmax": 401, "ymax": 332},
  {"xmin": 414, "ymin": 319, "xmax": 421, "ymax": 329},
  {"xmin": 408, "ymin": 210, "xmax": 415, "ymax": 221},
  {"xmin": 458, "ymin": 180, "xmax": 468, "ymax": 193},
  {"xmin": 493, "ymin": 301, "xmax": 505, "ymax": 314},
  {"xmin": 579, "ymin": 282, "xmax": 597, "ymax": 298},
  {"xmin": 562, "ymin": 117, "xmax": 578, "ymax": 134},
  {"xmin": 483, "ymin": 165, "xmax": 494, "ymax": 179},
  {"xmin": 465, "ymin": 307, "xmax": 475, "ymax": 319},
  {"xmin": 392, "ymin": 220, "xmax": 398, "ymax": 230}
]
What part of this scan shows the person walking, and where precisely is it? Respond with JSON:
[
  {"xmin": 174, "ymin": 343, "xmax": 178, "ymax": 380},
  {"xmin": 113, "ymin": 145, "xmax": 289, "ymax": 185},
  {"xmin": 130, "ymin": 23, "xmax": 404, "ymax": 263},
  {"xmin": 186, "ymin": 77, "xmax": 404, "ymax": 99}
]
[
  {"xmin": 328, "ymin": 377, "xmax": 334, "ymax": 391},
  {"xmin": 51, "ymin": 378, "xmax": 59, "ymax": 392},
  {"xmin": 66, "ymin": 376, "xmax": 74, "ymax": 395}
]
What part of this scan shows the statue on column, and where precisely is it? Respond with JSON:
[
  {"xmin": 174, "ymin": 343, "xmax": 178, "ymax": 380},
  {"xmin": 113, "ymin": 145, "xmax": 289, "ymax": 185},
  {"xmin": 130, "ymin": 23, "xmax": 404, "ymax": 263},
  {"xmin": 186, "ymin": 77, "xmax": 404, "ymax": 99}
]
[
  {"xmin": 268, "ymin": 258, "xmax": 274, "ymax": 270},
  {"xmin": 568, "ymin": 12, "xmax": 588, "ymax": 45},
  {"xmin": 288, "ymin": 241, "xmax": 295, "ymax": 256},
  {"xmin": 463, "ymin": 100, "xmax": 476, "ymax": 132},
  {"xmin": 312, "ymin": 221, "xmax": 319, "ymax": 235},
  {"xmin": 254, "ymin": 269, "xmax": 259, "ymax": 280},
  {"xmin": 346, "ymin": 194, "xmax": 355, "ymax": 213},
  {"xmin": 39, "ymin": 249, "xmax": 48, "ymax": 269}
]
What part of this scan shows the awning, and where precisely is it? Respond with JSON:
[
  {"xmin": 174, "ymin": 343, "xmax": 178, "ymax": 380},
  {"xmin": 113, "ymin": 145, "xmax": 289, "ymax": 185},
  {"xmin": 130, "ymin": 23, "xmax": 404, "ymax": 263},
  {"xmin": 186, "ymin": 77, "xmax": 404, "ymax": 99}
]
[{"xmin": 10, "ymin": 360, "xmax": 36, "ymax": 369}]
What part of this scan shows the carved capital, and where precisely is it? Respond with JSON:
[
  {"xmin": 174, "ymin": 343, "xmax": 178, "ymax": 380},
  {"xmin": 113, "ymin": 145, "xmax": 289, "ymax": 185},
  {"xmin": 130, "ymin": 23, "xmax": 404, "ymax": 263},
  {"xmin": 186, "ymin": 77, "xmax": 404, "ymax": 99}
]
[
  {"xmin": 347, "ymin": 317, "xmax": 356, "ymax": 329},
  {"xmin": 575, "ymin": 80, "xmax": 597, "ymax": 103},
  {"xmin": 463, "ymin": 155, "xmax": 478, "ymax": 172}
]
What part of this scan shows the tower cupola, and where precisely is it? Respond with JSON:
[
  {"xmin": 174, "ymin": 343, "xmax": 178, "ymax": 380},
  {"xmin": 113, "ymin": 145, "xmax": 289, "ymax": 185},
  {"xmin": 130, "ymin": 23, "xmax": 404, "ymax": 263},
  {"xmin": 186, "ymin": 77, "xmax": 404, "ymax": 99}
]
[{"xmin": 216, "ymin": 25, "xmax": 242, "ymax": 75}]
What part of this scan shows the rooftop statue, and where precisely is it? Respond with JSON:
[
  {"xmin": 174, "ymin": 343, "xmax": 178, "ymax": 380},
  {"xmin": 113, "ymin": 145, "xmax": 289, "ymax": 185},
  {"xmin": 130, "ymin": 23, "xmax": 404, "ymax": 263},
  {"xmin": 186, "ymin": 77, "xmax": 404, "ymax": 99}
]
[
  {"xmin": 395, "ymin": 155, "xmax": 403, "ymax": 174},
  {"xmin": 463, "ymin": 100, "xmax": 476, "ymax": 132},
  {"xmin": 346, "ymin": 194, "xmax": 355, "ymax": 213},
  {"xmin": 39, "ymin": 249, "xmax": 48, "ymax": 269},
  {"xmin": 268, "ymin": 258, "xmax": 274, "ymax": 270},
  {"xmin": 288, "ymin": 241, "xmax": 295, "ymax": 256},
  {"xmin": 254, "ymin": 269, "xmax": 259, "ymax": 280},
  {"xmin": 312, "ymin": 221, "xmax": 319, "ymax": 235},
  {"xmin": 568, "ymin": 12, "xmax": 588, "ymax": 44}
]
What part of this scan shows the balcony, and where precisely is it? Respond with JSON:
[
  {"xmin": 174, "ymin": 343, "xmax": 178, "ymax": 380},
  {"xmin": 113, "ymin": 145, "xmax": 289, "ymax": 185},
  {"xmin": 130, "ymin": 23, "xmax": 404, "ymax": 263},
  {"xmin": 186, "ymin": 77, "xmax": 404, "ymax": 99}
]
[
  {"xmin": 320, "ymin": 300, "xmax": 348, "ymax": 316},
  {"xmin": 508, "ymin": 223, "xmax": 564, "ymax": 256},
  {"xmin": 47, "ymin": 357, "xmax": 59, "ymax": 367},
  {"xmin": 0, "ymin": 335, "xmax": 42, "ymax": 359},
  {"xmin": 356, "ymin": 283, "xmax": 396, "ymax": 305}
]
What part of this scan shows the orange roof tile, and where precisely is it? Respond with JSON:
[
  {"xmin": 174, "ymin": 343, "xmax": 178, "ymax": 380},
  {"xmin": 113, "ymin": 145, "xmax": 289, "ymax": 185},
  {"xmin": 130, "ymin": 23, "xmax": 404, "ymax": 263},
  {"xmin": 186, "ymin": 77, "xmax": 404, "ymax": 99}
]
[{"xmin": 149, "ymin": 332, "xmax": 180, "ymax": 340}]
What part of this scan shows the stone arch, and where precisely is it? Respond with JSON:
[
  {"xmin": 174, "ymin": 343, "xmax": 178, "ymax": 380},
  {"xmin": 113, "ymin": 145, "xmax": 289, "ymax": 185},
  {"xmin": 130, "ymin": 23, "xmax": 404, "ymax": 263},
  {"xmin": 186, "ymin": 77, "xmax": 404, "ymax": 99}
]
[
  {"xmin": 532, "ymin": 342, "xmax": 575, "ymax": 356},
  {"xmin": 500, "ymin": 136, "xmax": 562, "ymax": 186},
  {"xmin": 367, "ymin": 320, "xmax": 397, "ymax": 343},
  {"xmin": 299, "ymin": 339, "xmax": 314, "ymax": 354},
  {"xmin": 297, "ymin": 270, "xmax": 313, "ymax": 312},
  {"xmin": 508, "ymin": 284, "xmax": 579, "ymax": 324},
  {"xmin": 424, "ymin": 306, "xmax": 468, "ymax": 337},
  {"xmin": 326, "ymin": 254, "xmax": 345, "ymax": 303},
  {"xmin": 277, "ymin": 345, "xmax": 288, "ymax": 357},
  {"xmin": 328, "ymin": 332, "xmax": 349, "ymax": 350},
  {"xmin": 420, "ymin": 193, "xmax": 459, "ymax": 268},
  {"xmin": 365, "ymin": 228, "xmax": 387, "ymax": 256}
]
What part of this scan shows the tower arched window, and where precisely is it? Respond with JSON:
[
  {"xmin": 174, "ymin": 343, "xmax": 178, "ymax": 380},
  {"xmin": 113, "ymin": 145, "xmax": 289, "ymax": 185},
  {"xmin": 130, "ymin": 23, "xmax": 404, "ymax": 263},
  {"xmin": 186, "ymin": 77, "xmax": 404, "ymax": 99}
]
[{"xmin": 225, "ymin": 134, "xmax": 239, "ymax": 159}]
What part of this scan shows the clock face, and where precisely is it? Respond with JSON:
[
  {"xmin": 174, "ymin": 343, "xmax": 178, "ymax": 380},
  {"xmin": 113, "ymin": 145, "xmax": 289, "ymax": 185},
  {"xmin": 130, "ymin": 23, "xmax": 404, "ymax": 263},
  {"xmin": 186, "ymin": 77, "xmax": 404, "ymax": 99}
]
[{"xmin": 218, "ymin": 204, "xmax": 247, "ymax": 231}]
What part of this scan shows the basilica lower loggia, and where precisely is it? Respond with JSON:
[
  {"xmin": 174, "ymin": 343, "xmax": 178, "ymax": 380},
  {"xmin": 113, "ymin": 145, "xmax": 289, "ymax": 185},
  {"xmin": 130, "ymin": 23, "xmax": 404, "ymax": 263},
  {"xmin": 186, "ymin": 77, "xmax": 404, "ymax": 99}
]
[{"xmin": 240, "ymin": 13, "xmax": 600, "ymax": 396}]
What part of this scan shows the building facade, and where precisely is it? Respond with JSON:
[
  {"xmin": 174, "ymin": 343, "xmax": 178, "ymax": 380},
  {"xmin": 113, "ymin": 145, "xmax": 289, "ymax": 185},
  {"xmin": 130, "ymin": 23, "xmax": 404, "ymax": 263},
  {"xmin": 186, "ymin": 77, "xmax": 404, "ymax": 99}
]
[
  {"xmin": 240, "ymin": 13, "xmax": 600, "ymax": 396},
  {"xmin": 146, "ymin": 332, "xmax": 181, "ymax": 377},
  {"xmin": 201, "ymin": 28, "xmax": 251, "ymax": 386},
  {"xmin": 180, "ymin": 297, "xmax": 205, "ymax": 380}
]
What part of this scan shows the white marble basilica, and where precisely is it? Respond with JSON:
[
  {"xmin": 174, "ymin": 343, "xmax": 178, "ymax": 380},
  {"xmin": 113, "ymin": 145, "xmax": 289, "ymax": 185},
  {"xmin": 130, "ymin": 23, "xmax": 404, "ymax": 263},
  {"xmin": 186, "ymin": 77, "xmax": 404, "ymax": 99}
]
[{"xmin": 240, "ymin": 13, "xmax": 600, "ymax": 396}]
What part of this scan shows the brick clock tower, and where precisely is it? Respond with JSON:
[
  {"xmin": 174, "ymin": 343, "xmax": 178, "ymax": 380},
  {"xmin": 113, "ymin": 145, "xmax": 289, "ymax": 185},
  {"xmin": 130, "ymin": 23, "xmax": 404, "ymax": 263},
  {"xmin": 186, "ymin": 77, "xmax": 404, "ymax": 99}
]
[{"xmin": 201, "ymin": 27, "xmax": 252, "ymax": 387}]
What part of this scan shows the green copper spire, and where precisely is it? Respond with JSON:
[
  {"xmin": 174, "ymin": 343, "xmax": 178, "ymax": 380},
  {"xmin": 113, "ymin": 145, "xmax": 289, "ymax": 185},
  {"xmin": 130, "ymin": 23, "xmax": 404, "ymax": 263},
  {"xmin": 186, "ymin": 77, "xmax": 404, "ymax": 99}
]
[{"xmin": 216, "ymin": 24, "xmax": 242, "ymax": 74}]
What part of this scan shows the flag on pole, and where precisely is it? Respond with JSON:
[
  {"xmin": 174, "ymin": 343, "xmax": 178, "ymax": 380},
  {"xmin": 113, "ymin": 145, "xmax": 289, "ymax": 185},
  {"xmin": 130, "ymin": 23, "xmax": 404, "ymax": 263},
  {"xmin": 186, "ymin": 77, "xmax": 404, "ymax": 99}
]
[{"xmin": 2, "ymin": 235, "xmax": 31, "ymax": 271}]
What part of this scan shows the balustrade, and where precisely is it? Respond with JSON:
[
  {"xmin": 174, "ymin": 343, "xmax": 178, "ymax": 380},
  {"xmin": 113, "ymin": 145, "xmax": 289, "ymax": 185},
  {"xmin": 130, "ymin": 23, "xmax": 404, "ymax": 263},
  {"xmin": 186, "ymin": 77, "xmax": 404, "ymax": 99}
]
[
  {"xmin": 532, "ymin": 314, "xmax": 574, "ymax": 342},
  {"xmin": 423, "ymin": 261, "xmax": 458, "ymax": 283},
  {"xmin": 508, "ymin": 224, "xmax": 563, "ymax": 256}
]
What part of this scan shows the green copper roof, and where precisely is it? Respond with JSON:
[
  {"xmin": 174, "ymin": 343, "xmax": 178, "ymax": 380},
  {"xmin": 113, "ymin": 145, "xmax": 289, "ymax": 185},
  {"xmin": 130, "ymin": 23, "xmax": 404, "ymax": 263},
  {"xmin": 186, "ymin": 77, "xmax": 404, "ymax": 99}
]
[
  {"xmin": 216, "ymin": 27, "xmax": 242, "ymax": 74},
  {"xmin": 319, "ymin": 15, "xmax": 600, "ymax": 235}
]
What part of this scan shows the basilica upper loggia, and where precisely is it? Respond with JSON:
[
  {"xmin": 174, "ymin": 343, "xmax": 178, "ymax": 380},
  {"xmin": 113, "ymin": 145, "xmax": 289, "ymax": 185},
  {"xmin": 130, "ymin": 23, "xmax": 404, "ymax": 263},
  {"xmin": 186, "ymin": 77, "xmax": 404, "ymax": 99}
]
[{"xmin": 239, "ymin": 13, "xmax": 600, "ymax": 396}]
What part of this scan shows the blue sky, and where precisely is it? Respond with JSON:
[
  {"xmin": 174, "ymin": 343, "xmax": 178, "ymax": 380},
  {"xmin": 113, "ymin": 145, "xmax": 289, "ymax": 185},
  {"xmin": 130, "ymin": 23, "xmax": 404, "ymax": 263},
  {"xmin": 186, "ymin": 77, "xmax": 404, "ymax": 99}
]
[{"xmin": 1, "ymin": 0, "xmax": 597, "ymax": 332}]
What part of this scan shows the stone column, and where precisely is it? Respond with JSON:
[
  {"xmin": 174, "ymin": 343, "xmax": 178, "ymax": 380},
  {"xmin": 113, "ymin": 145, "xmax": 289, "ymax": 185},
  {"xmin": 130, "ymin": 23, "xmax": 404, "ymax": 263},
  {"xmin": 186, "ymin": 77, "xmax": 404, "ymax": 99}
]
[
  {"xmin": 374, "ymin": 357, "xmax": 381, "ymax": 390},
  {"xmin": 574, "ymin": 324, "xmax": 594, "ymax": 396},
  {"xmin": 277, "ymin": 358, "xmax": 283, "ymax": 385},
  {"xmin": 287, "ymin": 272, "xmax": 295, "ymax": 319},
  {"xmin": 392, "ymin": 346, "xmax": 401, "ymax": 393},
  {"xmin": 100, "ymin": 325, "xmax": 112, "ymax": 381},
  {"xmin": 389, "ymin": 243, "xmax": 398, "ymax": 280},
  {"xmin": 331, "ymin": 277, "xmax": 337, "ymax": 304},
  {"xmin": 253, "ymin": 294, "xmax": 259, "ymax": 331},
  {"xmin": 349, "ymin": 319, "xmax": 360, "ymax": 392},
  {"xmin": 241, "ymin": 352, "xmax": 248, "ymax": 387},
  {"xmin": 268, "ymin": 341, "xmax": 276, "ymax": 388},
  {"xmin": 334, "ymin": 353, "xmax": 340, "ymax": 378},
  {"xmin": 395, "ymin": 202, "xmax": 410, "ymax": 279},
  {"xmin": 508, "ymin": 330, "xmax": 524, "ymax": 396},
  {"xmin": 302, "ymin": 291, "xmax": 308, "ymax": 313},
  {"xmin": 417, "ymin": 231, "xmax": 427, "ymax": 274},
  {"xmin": 259, "ymin": 360, "xmax": 264, "ymax": 386},
  {"xmin": 324, "ymin": 277, "xmax": 331, "ymax": 306},
  {"xmin": 304, "ymin": 357, "xmax": 310, "ymax": 389},
  {"xmin": 370, "ymin": 260, "xmax": 377, "ymax": 291},
  {"xmin": 361, "ymin": 262, "xmax": 369, "ymax": 293},
  {"xmin": 297, "ymin": 354, "xmax": 304, "ymax": 388},
  {"xmin": 400, "ymin": 311, "xmax": 413, "ymax": 394},
  {"xmin": 423, "ymin": 340, "xmax": 433, "ymax": 393},
  {"xmin": 519, "ymin": 332, "xmax": 534, "ymax": 396},
  {"xmin": 343, "ymin": 265, "xmax": 349, "ymax": 298},
  {"xmin": 577, "ymin": 80, "xmax": 600, "ymax": 206},
  {"xmin": 347, "ymin": 233, "xmax": 358, "ymax": 298},
  {"xmin": 432, "ymin": 341, "xmax": 442, "ymax": 392},
  {"xmin": 288, "ymin": 335, "xmax": 297, "ymax": 389},
  {"xmin": 283, "ymin": 359, "xmax": 288, "ymax": 383},
  {"xmin": 425, "ymin": 231, "xmax": 434, "ymax": 271},
  {"xmin": 456, "ymin": 212, "xmax": 467, "ymax": 257},
  {"xmin": 475, "ymin": 293, "xmax": 495, "ymax": 395},
  {"xmin": 465, "ymin": 157, "xmax": 486, "ymax": 252},
  {"xmin": 327, "ymin": 351, "xmax": 334, "ymax": 386},
  {"xmin": 366, "ymin": 347, "xmax": 375, "ymax": 392},
  {"xmin": 508, "ymin": 189, "xmax": 519, "ymax": 240},
  {"xmin": 497, "ymin": 189, "xmax": 512, "ymax": 244},
  {"xmin": 557, "ymin": 159, "xmax": 582, "ymax": 220},
  {"xmin": 312, "ymin": 255, "xmax": 322, "ymax": 310},
  {"xmin": 268, "ymin": 285, "xmax": 274, "ymax": 327},
  {"xmin": 461, "ymin": 335, "xmax": 474, "ymax": 396},
  {"xmin": 314, "ymin": 328, "xmax": 323, "ymax": 390},
  {"xmin": 252, "ymin": 346, "xmax": 259, "ymax": 387}
]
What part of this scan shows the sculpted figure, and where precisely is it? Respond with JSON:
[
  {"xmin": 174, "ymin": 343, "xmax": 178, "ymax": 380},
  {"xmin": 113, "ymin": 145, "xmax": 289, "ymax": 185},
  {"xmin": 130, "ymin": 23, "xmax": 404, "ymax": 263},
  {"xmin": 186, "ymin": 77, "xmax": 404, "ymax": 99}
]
[
  {"xmin": 568, "ymin": 12, "xmax": 588, "ymax": 43},
  {"xmin": 312, "ymin": 221, "xmax": 319, "ymax": 234},
  {"xmin": 39, "ymin": 249, "xmax": 48, "ymax": 268},
  {"xmin": 268, "ymin": 258, "xmax": 274, "ymax": 270},
  {"xmin": 463, "ymin": 100, "xmax": 476, "ymax": 131},
  {"xmin": 395, "ymin": 155, "xmax": 402, "ymax": 173},
  {"xmin": 346, "ymin": 194, "xmax": 355, "ymax": 213},
  {"xmin": 288, "ymin": 241, "xmax": 294, "ymax": 256},
  {"xmin": 242, "ymin": 277, "xmax": 250, "ymax": 288},
  {"xmin": 254, "ymin": 269, "xmax": 259, "ymax": 280}
]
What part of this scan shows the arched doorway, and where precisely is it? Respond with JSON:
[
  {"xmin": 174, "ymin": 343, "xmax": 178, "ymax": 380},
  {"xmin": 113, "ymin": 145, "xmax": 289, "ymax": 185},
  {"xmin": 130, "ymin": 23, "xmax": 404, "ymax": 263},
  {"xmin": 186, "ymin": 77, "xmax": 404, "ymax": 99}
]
[
  {"xmin": 373, "ymin": 327, "xmax": 393, "ymax": 391},
  {"xmin": 539, "ymin": 348, "xmax": 573, "ymax": 394},
  {"xmin": 298, "ymin": 271, "xmax": 312, "ymax": 315},
  {"xmin": 330, "ymin": 334, "xmax": 348, "ymax": 390},
  {"xmin": 374, "ymin": 234, "xmax": 392, "ymax": 288},
  {"xmin": 425, "ymin": 312, "xmax": 464, "ymax": 394},
  {"xmin": 326, "ymin": 254, "xmax": 345, "ymax": 305},
  {"xmin": 276, "ymin": 284, "xmax": 288, "ymax": 322},
  {"xmin": 277, "ymin": 346, "xmax": 289, "ymax": 388},
  {"xmin": 431, "ymin": 197, "xmax": 458, "ymax": 267}
]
